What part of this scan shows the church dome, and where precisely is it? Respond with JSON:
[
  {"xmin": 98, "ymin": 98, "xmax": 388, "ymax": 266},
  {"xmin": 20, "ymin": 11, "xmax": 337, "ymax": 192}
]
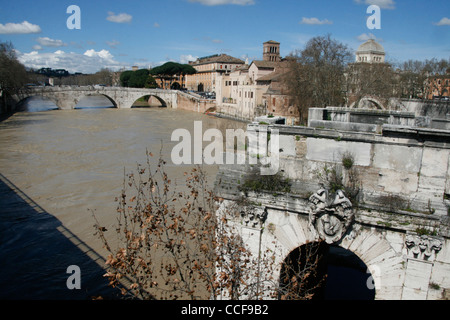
[{"xmin": 357, "ymin": 39, "xmax": 385, "ymax": 54}]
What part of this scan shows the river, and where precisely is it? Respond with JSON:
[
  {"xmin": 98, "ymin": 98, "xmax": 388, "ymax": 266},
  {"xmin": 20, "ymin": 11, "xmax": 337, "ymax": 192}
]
[{"xmin": 0, "ymin": 96, "xmax": 246, "ymax": 299}]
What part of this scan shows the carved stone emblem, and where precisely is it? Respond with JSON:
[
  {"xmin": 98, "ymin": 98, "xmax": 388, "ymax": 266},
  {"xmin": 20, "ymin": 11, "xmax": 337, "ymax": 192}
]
[
  {"xmin": 240, "ymin": 206, "xmax": 268, "ymax": 229},
  {"xmin": 309, "ymin": 189, "xmax": 354, "ymax": 244},
  {"xmin": 405, "ymin": 234, "xmax": 442, "ymax": 261}
]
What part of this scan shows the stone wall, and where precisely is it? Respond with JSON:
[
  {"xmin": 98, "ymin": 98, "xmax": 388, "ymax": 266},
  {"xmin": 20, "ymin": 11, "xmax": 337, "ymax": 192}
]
[
  {"xmin": 176, "ymin": 91, "xmax": 216, "ymax": 113},
  {"xmin": 214, "ymin": 119, "xmax": 450, "ymax": 300}
]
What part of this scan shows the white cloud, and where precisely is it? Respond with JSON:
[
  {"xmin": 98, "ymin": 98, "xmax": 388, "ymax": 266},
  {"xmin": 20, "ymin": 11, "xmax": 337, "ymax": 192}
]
[
  {"xmin": 188, "ymin": 0, "xmax": 255, "ymax": 6},
  {"xmin": 356, "ymin": 33, "xmax": 382, "ymax": 42},
  {"xmin": 0, "ymin": 21, "xmax": 41, "ymax": 34},
  {"xmin": 84, "ymin": 49, "xmax": 114, "ymax": 60},
  {"xmin": 300, "ymin": 17, "xmax": 333, "ymax": 25},
  {"xmin": 106, "ymin": 12, "xmax": 133, "ymax": 23},
  {"xmin": 179, "ymin": 54, "xmax": 198, "ymax": 64},
  {"xmin": 354, "ymin": 0, "xmax": 396, "ymax": 9},
  {"xmin": 17, "ymin": 49, "xmax": 127, "ymax": 74},
  {"xmin": 37, "ymin": 37, "xmax": 67, "ymax": 48},
  {"xmin": 434, "ymin": 17, "xmax": 450, "ymax": 26}
]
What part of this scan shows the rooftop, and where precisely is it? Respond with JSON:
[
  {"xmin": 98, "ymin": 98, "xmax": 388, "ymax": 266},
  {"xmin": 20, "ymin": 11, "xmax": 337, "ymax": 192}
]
[
  {"xmin": 250, "ymin": 60, "xmax": 279, "ymax": 69},
  {"xmin": 190, "ymin": 54, "xmax": 245, "ymax": 66},
  {"xmin": 357, "ymin": 39, "xmax": 385, "ymax": 55}
]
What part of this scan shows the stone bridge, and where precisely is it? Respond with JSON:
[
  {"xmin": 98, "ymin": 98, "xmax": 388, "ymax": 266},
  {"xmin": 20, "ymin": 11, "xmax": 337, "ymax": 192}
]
[
  {"xmin": 13, "ymin": 86, "xmax": 216, "ymax": 112},
  {"xmin": 14, "ymin": 86, "xmax": 179, "ymax": 110},
  {"xmin": 214, "ymin": 108, "xmax": 450, "ymax": 300}
]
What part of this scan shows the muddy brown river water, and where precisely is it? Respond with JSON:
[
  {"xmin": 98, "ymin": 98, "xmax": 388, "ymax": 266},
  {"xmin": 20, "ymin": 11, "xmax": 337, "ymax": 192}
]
[{"xmin": 0, "ymin": 96, "xmax": 246, "ymax": 299}]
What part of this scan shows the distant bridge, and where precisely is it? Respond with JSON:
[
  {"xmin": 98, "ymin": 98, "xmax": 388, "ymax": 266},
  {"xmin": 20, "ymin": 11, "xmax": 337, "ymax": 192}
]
[{"xmin": 13, "ymin": 86, "xmax": 214, "ymax": 111}]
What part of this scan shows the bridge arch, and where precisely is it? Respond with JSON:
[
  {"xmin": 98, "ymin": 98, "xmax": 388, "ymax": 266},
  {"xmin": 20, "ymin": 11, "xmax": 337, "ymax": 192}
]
[
  {"xmin": 15, "ymin": 95, "xmax": 60, "ymax": 111},
  {"xmin": 74, "ymin": 93, "xmax": 118, "ymax": 109},
  {"xmin": 130, "ymin": 94, "xmax": 167, "ymax": 108},
  {"xmin": 350, "ymin": 96, "xmax": 385, "ymax": 110}
]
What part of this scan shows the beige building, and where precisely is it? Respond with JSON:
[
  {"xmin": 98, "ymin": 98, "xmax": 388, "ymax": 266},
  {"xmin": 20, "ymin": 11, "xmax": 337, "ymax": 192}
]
[
  {"xmin": 217, "ymin": 64, "xmax": 269, "ymax": 120},
  {"xmin": 185, "ymin": 54, "xmax": 245, "ymax": 93},
  {"xmin": 216, "ymin": 40, "xmax": 296, "ymax": 122}
]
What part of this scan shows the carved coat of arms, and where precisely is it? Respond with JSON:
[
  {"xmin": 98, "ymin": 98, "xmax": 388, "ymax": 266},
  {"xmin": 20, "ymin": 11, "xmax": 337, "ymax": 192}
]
[{"xmin": 309, "ymin": 189, "xmax": 354, "ymax": 244}]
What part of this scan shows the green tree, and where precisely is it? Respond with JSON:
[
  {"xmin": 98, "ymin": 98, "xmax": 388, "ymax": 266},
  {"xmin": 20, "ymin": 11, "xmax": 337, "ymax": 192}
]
[
  {"xmin": 145, "ymin": 75, "xmax": 158, "ymax": 89},
  {"xmin": 120, "ymin": 70, "xmax": 134, "ymax": 87},
  {"xmin": 150, "ymin": 62, "xmax": 196, "ymax": 77},
  {"xmin": 128, "ymin": 69, "xmax": 150, "ymax": 88}
]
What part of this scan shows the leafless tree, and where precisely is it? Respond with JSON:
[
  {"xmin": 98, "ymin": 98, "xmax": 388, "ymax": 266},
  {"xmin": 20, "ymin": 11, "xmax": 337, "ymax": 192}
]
[
  {"xmin": 93, "ymin": 151, "xmax": 324, "ymax": 300},
  {"xmin": 0, "ymin": 42, "xmax": 29, "ymax": 113},
  {"xmin": 345, "ymin": 62, "xmax": 399, "ymax": 108},
  {"xmin": 396, "ymin": 58, "xmax": 449, "ymax": 100},
  {"xmin": 278, "ymin": 241, "xmax": 327, "ymax": 300},
  {"xmin": 284, "ymin": 35, "xmax": 353, "ymax": 124}
]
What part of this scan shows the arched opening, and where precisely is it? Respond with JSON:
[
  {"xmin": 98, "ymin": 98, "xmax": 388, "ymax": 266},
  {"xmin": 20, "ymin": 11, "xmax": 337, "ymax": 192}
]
[
  {"xmin": 74, "ymin": 94, "xmax": 117, "ymax": 109},
  {"xmin": 279, "ymin": 242, "xmax": 328, "ymax": 300},
  {"xmin": 323, "ymin": 245, "xmax": 375, "ymax": 300},
  {"xmin": 171, "ymin": 82, "xmax": 181, "ymax": 90},
  {"xmin": 279, "ymin": 242, "xmax": 375, "ymax": 300},
  {"xmin": 364, "ymin": 98, "xmax": 384, "ymax": 110},
  {"xmin": 197, "ymin": 83, "xmax": 204, "ymax": 92},
  {"xmin": 351, "ymin": 97, "xmax": 385, "ymax": 110},
  {"xmin": 131, "ymin": 95, "xmax": 167, "ymax": 108},
  {"xmin": 16, "ymin": 96, "xmax": 59, "ymax": 112}
]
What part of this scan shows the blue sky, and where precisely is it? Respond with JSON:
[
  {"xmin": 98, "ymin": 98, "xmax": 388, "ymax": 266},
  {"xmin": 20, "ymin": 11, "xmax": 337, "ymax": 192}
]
[{"xmin": 0, "ymin": 0, "xmax": 449, "ymax": 73}]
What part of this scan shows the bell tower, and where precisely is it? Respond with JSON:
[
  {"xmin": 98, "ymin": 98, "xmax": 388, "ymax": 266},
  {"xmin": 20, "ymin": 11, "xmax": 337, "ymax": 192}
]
[{"xmin": 263, "ymin": 40, "xmax": 281, "ymax": 62}]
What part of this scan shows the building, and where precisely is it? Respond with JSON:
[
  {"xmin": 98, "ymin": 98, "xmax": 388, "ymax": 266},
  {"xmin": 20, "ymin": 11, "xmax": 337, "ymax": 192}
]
[
  {"xmin": 154, "ymin": 74, "xmax": 185, "ymax": 90},
  {"xmin": 260, "ymin": 62, "xmax": 300, "ymax": 125},
  {"xmin": 185, "ymin": 54, "xmax": 245, "ymax": 93},
  {"xmin": 216, "ymin": 41, "xmax": 296, "ymax": 122},
  {"xmin": 263, "ymin": 40, "xmax": 282, "ymax": 62},
  {"xmin": 425, "ymin": 69, "xmax": 450, "ymax": 100},
  {"xmin": 217, "ymin": 63, "xmax": 270, "ymax": 120},
  {"xmin": 355, "ymin": 39, "xmax": 386, "ymax": 64}
]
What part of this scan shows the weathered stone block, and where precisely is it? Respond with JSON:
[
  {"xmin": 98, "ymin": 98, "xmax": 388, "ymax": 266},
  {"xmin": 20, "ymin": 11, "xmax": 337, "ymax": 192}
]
[
  {"xmin": 421, "ymin": 148, "xmax": 448, "ymax": 178},
  {"xmin": 403, "ymin": 259, "xmax": 433, "ymax": 300},
  {"xmin": 377, "ymin": 169, "xmax": 419, "ymax": 194},
  {"xmin": 306, "ymin": 138, "xmax": 371, "ymax": 166},
  {"xmin": 373, "ymin": 144, "xmax": 422, "ymax": 173},
  {"xmin": 278, "ymin": 135, "xmax": 296, "ymax": 157}
]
